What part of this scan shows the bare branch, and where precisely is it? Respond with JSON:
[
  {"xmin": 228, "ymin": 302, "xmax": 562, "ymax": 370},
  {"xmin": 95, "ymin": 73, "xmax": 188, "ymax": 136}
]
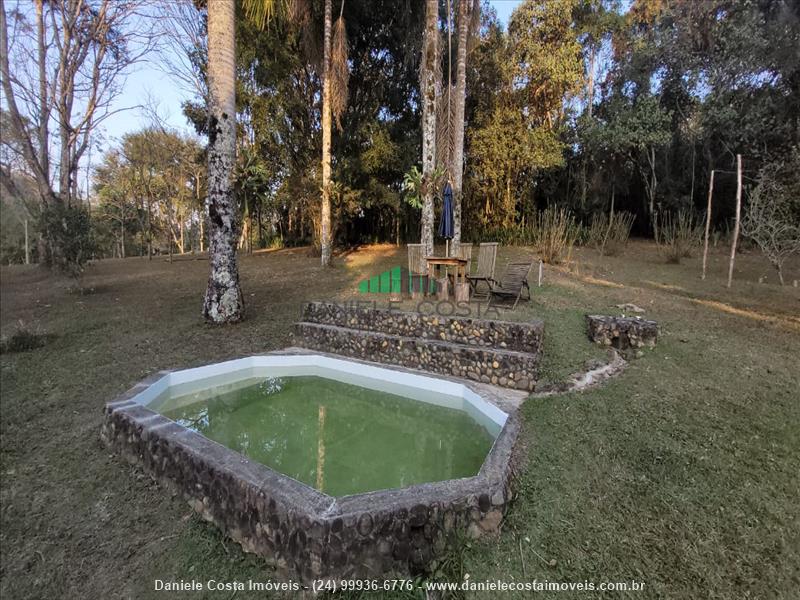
[{"xmin": 154, "ymin": 0, "xmax": 207, "ymax": 102}]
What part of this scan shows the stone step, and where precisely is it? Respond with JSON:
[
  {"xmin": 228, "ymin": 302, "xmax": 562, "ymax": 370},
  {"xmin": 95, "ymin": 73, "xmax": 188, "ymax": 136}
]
[
  {"xmin": 294, "ymin": 322, "xmax": 538, "ymax": 391},
  {"xmin": 302, "ymin": 301, "xmax": 543, "ymax": 354}
]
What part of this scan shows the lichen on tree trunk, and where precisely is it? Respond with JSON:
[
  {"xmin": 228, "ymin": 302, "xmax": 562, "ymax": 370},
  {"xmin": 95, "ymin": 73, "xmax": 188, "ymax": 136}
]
[
  {"xmin": 420, "ymin": 0, "xmax": 439, "ymax": 257},
  {"xmin": 450, "ymin": 0, "xmax": 472, "ymax": 256},
  {"xmin": 203, "ymin": 0, "xmax": 244, "ymax": 323}
]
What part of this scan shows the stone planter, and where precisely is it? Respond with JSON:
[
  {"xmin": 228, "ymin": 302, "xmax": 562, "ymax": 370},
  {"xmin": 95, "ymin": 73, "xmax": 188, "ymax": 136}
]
[{"xmin": 586, "ymin": 315, "xmax": 659, "ymax": 349}]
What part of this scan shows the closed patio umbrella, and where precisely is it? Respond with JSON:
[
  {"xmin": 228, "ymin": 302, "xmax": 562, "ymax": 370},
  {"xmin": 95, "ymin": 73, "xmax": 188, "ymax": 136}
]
[{"xmin": 438, "ymin": 182, "xmax": 454, "ymax": 256}]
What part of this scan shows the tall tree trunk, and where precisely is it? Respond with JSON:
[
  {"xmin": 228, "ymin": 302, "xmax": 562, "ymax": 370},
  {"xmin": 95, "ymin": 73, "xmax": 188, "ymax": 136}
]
[
  {"xmin": 450, "ymin": 0, "xmax": 472, "ymax": 255},
  {"xmin": 643, "ymin": 146, "xmax": 658, "ymax": 237},
  {"xmin": 587, "ymin": 45, "xmax": 596, "ymax": 118},
  {"xmin": 690, "ymin": 144, "xmax": 695, "ymax": 206},
  {"xmin": 0, "ymin": 0, "xmax": 58, "ymax": 210},
  {"xmin": 195, "ymin": 173, "xmax": 204, "ymax": 252},
  {"xmin": 726, "ymin": 154, "xmax": 742, "ymax": 289},
  {"xmin": 35, "ymin": 0, "xmax": 50, "ymax": 182},
  {"xmin": 701, "ymin": 169, "xmax": 714, "ymax": 280},
  {"xmin": 580, "ymin": 43, "xmax": 596, "ymax": 212},
  {"xmin": 421, "ymin": 0, "xmax": 439, "ymax": 257},
  {"xmin": 599, "ymin": 183, "xmax": 614, "ymax": 257},
  {"xmin": 58, "ymin": 10, "xmax": 74, "ymax": 206},
  {"xmin": 147, "ymin": 199, "xmax": 153, "ymax": 260},
  {"xmin": 203, "ymin": 0, "xmax": 244, "ymax": 323},
  {"xmin": 320, "ymin": 0, "xmax": 333, "ymax": 266},
  {"xmin": 24, "ymin": 219, "xmax": 30, "ymax": 265},
  {"xmin": 257, "ymin": 202, "xmax": 263, "ymax": 248}
]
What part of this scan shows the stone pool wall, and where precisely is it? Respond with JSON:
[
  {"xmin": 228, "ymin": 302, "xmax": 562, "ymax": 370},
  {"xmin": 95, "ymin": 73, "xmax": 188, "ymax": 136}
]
[
  {"xmin": 101, "ymin": 375, "xmax": 518, "ymax": 584},
  {"xmin": 296, "ymin": 302, "xmax": 543, "ymax": 391}
]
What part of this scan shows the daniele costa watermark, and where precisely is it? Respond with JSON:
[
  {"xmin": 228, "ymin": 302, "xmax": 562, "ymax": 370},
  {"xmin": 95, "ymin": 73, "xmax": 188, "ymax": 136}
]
[
  {"xmin": 154, "ymin": 577, "xmax": 646, "ymax": 594},
  {"xmin": 154, "ymin": 579, "xmax": 301, "ymax": 593}
]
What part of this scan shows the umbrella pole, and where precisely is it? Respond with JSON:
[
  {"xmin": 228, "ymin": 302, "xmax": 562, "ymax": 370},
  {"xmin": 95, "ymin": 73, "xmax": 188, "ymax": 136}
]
[{"xmin": 446, "ymin": 240, "xmax": 449, "ymax": 257}]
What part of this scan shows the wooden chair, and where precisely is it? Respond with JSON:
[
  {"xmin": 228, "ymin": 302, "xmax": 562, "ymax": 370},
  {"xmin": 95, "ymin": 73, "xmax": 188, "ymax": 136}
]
[
  {"xmin": 458, "ymin": 243, "xmax": 473, "ymax": 269},
  {"xmin": 466, "ymin": 242, "xmax": 498, "ymax": 298},
  {"xmin": 446, "ymin": 243, "xmax": 473, "ymax": 278},
  {"xmin": 407, "ymin": 243, "xmax": 427, "ymax": 296},
  {"xmin": 445, "ymin": 243, "xmax": 473, "ymax": 300},
  {"xmin": 488, "ymin": 260, "xmax": 534, "ymax": 309}
]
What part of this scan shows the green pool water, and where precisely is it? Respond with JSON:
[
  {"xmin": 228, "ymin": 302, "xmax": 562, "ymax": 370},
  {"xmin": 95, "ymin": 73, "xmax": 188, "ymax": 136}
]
[{"xmin": 154, "ymin": 376, "xmax": 495, "ymax": 497}]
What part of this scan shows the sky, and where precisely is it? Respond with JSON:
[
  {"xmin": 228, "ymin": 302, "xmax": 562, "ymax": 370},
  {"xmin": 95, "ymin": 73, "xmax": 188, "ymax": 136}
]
[{"xmin": 100, "ymin": 1, "xmax": 523, "ymax": 146}]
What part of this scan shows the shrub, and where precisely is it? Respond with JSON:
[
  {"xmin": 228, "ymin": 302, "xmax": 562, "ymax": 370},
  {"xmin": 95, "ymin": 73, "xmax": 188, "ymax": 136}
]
[
  {"xmin": 655, "ymin": 209, "xmax": 703, "ymax": 263},
  {"xmin": 0, "ymin": 321, "xmax": 47, "ymax": 354},
  {"xmin": 586, "ymin": 211, "xmax": 635, "ymax": 256},
  {"xmin": 530, "ymin": 206, "xmax": 581, "ymax": 264},
  {"xmin": 741, "ymin": 154, "xmax": 800, "ymax": 285},
  {"xmin": 268, "ymin": 236, "xmax": 285, "ymax": 250},
  {"xmin": 40, "ymin": 203, "xmax": 96, "ymax": 278}
]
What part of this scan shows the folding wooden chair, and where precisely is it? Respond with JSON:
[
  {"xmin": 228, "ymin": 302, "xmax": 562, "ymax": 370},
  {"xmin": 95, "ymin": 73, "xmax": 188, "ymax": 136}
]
[
  {"xmin": 458, "ymin": 243, "xmax": 473, "ymax": 268},
  {"xmin": 407, "ymin": 243, "xmax": 428, "ymax": 296},
  {"xmin": 466, "ymin": 242, "xmax": 497, "ymax": 299},
  {"xmin": 488, "ymin": 260, "xmax": 534, "ymax": 309}
]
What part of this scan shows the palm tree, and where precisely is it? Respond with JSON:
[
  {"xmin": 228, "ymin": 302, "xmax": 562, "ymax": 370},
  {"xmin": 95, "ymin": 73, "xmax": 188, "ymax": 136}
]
[
  {"xmin": 244, "ymin": 0, "xmax": 347, "ymax": 268},
  {"xmin": 449, "ymin": 0, "xmax": 476, "ymax": 255},
  {"xmin": 320, "ymin": 0, "xmax": 333, "ymax": 267},
  {"xmin": 420, "ymin": 0, "xmax": 439, "ymax": 257},
  {"xmin": 203, "ymin": 0, "xmax": 244, "ymax": 323}
]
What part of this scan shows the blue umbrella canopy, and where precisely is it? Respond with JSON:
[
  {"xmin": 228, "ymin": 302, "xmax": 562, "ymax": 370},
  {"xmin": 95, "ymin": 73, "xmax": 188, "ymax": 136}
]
[{"xmin": 438, "ymin": 182, "xmax": 454, "ymax": 241}]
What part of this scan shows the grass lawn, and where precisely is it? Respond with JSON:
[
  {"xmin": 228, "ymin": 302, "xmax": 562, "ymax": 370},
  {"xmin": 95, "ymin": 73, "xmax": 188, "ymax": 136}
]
[{"xmin": 1, "ymin": 241, "xmax": 798, "ymax": 599}]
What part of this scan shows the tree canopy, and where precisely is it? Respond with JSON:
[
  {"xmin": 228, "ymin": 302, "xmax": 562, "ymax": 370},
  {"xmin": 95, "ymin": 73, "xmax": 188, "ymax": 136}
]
[{"xmin": 2, "ymin": 0, "xmax": 798, "ymax": 264}]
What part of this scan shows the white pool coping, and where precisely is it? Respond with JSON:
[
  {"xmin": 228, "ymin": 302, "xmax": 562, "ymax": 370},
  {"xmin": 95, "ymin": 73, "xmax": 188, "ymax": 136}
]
[{"xmin": 128, "ymin": 353, "xmax": 508, "ymax": 438}]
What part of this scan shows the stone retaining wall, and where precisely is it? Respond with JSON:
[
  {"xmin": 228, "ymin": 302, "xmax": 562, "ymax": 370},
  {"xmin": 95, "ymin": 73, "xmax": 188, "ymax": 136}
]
[
  {"xmin": 586, "ymin": 315, "xmax": 659, "ymax": 349},
  {"xmin": 297, "ymin": 302, "xmax": 543, "ymax": 391},
  {"xmin": 101, "ymin": 374, "xmax": 518, "ymax": 584},
  {"xmin": 295, "ymin": 322, "xmax": 539, "ymax": 391},
  {"xmin": 303, "ymin": 301, "xmax": 544, "ymax": 354}
]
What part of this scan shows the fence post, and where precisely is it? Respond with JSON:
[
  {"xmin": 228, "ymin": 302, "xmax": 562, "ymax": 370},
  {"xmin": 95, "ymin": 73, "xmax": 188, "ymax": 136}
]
[
  {"xmin": 701, "ymin": 170, "xmax": 714, "ymax": 280},
  {"xmin": 538, "ymin": 259, "xmax": 543, "ymax": 287},
  {"xmin": 726, "ymin": 155, "xmax": 742, "ymax": 288}
]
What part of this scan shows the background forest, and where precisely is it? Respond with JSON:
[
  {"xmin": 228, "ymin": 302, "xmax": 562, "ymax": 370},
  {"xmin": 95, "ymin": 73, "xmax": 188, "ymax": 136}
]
[{"xmin": 1, "ymin": 0, "xmax": 798, "ymax": 267}]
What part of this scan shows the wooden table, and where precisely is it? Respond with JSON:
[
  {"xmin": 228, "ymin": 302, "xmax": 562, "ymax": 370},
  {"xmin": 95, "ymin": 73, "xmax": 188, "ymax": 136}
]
[{"xmin": 425, "ymin": 256, "xmax": 469, "ymax": 301}]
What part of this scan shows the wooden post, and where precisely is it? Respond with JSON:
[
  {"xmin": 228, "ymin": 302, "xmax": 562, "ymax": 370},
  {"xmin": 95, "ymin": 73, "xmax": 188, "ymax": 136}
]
[
  {"xmin": 600, "ymin": 184, "xmax": 616, "ymax": 257},
  {"xmin": 538, "ymin": 259, "xmax": 543, "ymax": 287},
  {"xmin": 436, "ymin": 277, "xmax": 450, "ymax": 301},
  {"xmin": 454, "ymin": 261, "xmax": 469, "ymax": 302},
  {"xmin": 23, "ymin": 218, "xmax": 30, "ymax": 265},
  {"xmin": 701, "ymin": 170, "xmax": 714, "ymax": 280},
  {"xmin": 316, "ymin": 405, "xmax": 326, "ymax": 493},
  {"xmin": 727, "ymin": 155, "xmax": 742, "ymax": 288}
]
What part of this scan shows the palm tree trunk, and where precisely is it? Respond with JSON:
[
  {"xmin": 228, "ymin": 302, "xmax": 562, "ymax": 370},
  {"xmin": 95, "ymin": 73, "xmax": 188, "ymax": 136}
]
[
  {"xmin": 320, "ymin": 0, "xmax": 333, "ymax": 267},
  {"xmin": 450, "ymin": 0, "xmax": 472, "ymax": 255},
  {"xmin": 421, "ymin": 0, "xmax": 439, "ymax": 257},
  {"xmin": 203, "ymin": 0, "xmax": 244, "ymax": 323}
]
